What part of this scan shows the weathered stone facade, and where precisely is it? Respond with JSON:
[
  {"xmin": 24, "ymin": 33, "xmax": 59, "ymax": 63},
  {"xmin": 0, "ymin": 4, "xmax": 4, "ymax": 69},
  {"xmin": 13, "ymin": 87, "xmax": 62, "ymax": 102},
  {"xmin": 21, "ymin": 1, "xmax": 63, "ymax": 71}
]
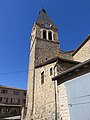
[
  {"xmin": 23, "ymin": 9, "xmax": 62, "ymax": 120},
  {"xmin": 35, "ymin": 38, "xmax": 60, "ymax": 66},
  {"xmin": 21, "ymin": 8, "xmax": 90, "ymax": 120},
  {"xmin": 73, "ymin": 37, "xmax": 90, "ymax": 62},
  {"xmin": 34, "ymin": 62, "xmax": 57, "ymax": 120},
  {"xmin": 58, "ymin": 83, "xmax": 70, "ymax": 120}
]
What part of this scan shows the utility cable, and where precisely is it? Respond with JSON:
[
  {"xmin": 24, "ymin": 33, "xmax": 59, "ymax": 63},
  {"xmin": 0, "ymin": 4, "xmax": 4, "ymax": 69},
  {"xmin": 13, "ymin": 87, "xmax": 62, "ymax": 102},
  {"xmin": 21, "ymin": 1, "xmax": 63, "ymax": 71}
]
[{"xmin": 0, "ymin": 68, "xmax": 34, "ymax": 75}]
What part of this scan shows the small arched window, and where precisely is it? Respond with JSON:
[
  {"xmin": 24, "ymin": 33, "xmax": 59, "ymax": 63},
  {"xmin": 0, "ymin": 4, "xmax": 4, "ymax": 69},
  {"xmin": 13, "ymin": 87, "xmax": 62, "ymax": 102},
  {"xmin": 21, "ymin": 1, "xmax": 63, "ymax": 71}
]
[
  {"xmin": 43, "ymin": 30, "xmax": 46, "ymax": 39},
  {"xmin": 48, "ymin": 31, "xmax": 52, "ymax": 40},
  {"xmin": 50, "ymin": 67, "xmax": 53, "ymax": 76},
  {"xmin": 41, "ymin": 71, "xmax": 44, "ymax": 85}
]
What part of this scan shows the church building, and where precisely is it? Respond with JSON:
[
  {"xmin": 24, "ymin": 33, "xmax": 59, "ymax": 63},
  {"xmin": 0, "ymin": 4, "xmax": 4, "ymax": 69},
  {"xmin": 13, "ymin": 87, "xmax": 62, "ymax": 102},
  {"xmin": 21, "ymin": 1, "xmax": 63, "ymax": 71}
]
[{"xmin": 21, "ymin": 8, "xmax": 90, "ymax": 120}]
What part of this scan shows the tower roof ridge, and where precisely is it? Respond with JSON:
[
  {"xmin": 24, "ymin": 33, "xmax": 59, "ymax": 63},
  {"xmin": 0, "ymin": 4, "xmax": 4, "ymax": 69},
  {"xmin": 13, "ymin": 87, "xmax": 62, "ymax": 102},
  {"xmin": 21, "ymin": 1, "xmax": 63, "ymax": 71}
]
[
  {"xmin": 41, "ymin": 7, "xmax": 47, "ymax": 13},
  {"xmin": 35, "ymin": 8, "xmax": 57, "ymax": 29}
]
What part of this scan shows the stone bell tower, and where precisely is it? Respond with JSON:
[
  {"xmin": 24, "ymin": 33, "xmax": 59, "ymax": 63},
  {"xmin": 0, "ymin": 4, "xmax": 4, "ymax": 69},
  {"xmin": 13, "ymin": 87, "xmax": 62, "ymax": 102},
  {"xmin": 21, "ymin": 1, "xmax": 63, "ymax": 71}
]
[
  {"xmin": 30, "ymin": 8, "xmax": 60, "ymax": 66},
  {"xmin": 25, "ymin": 8, "xmax": 60, "ymax": 120}
]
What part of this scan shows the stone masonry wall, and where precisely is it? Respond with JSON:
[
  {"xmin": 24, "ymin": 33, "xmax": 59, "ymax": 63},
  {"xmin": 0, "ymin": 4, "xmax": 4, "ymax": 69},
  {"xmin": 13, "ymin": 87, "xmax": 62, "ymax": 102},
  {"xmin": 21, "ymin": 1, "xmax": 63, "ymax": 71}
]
[
  {"xmin": 34, "ymin": 62, "xmax": 57, "ymax": 120},
  {"xmin": 32, "ymin": 61, "xmax": 76, "ymax": 120},
  {"xmin": 73, "ymin": 39, "xmax": 90, "ymax": 62},
  {"xmin": 36, "ymin": 25, "xmax": 59, "ymax": 42},
  {"xmin": 23, "ymin": 20, "xmax": 76, "ymax": 120},
  {"xmin": 35, "ymin": 38, "xmax": 60, "ymax": 66},
  {"xmin": 58, "ymin": 83, "xmax": 70, "ymax": 120},
  {"xmin": 26, "ymin": 37, "xmax": 36, "ymax": 119},
  {"xmin": 23, "ymin": 23, "xmax": 60, "ymax": 120}
]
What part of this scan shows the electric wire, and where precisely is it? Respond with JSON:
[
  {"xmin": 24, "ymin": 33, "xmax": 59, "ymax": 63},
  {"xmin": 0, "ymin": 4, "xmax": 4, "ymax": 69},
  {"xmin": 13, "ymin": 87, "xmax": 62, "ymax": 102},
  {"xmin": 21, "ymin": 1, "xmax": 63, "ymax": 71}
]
[{"xmin": 0, "ymin": 68, "xmax": 35, "ymax": 75}]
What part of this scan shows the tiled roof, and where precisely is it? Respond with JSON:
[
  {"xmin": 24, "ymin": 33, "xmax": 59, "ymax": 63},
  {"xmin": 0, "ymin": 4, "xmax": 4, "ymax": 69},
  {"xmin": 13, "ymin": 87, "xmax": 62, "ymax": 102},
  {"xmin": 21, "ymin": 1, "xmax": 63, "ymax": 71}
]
[
  {"xmin": 0, "ymin": 85, "xmax": 26, "ymax": 91},
  {"xmin": 35, "ymin": 57, "xmax": 79, "ymax": 68},
  {"xmin": 52, "ymin": 59, "xmax": 90, "ymax": 81},
  {"xmin": 58, "ymin": 51, "xmax": 74, "ymax": 60}
]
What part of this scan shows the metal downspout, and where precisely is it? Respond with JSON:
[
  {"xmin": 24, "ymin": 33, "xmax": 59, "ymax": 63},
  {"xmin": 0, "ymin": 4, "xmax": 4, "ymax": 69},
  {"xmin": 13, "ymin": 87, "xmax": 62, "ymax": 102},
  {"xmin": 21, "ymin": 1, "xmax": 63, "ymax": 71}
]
[
  {"xmin": 54, "ymin": 60, "xmax": 58, "ymax": 120},
  {"xmin": 31, "ymin": 68, "xmax": 35, "ymax": 120}
]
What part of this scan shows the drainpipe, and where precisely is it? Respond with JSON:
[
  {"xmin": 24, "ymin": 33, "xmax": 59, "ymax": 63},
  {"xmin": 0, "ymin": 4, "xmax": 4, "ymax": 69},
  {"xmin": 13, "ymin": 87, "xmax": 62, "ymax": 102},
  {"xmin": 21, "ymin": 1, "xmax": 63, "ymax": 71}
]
[
  {"xmin": 31, "ymin": 68, "xmax": 35, "ymax": 119},
  {"xmin": 54, "ymin": 60, "xmax": 58, "ymax": 120}
]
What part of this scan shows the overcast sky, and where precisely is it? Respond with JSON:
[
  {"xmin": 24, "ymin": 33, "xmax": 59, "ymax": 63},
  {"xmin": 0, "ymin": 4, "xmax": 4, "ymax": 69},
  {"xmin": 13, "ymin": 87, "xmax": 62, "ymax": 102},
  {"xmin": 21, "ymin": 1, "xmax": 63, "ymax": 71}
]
[{"xmin": 0, "ymin": 0, "xmax": 90, "ymax": 89}]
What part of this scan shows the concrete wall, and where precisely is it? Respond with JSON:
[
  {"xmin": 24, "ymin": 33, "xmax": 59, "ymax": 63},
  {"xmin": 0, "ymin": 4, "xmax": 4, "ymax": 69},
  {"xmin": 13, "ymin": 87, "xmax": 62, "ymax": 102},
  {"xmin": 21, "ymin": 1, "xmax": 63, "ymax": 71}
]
[{"xmin": 73, "ymin": 39, "xmax": 90, "ymax": 62}]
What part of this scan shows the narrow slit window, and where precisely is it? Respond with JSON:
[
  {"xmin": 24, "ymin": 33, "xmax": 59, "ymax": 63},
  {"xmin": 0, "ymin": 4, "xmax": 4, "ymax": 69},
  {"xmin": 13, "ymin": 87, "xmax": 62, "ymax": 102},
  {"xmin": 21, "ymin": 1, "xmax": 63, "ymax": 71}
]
[
  {"xmin": 50, "ymin": 67, "xmax": 53, "ymax": 76},
  {"xmin": 41, "ymin": 71, "xmax": 44, "ymax": 84},
  {"xmin": 48, "ymin": 31, "xmax": 52, "ymax": 40},
  {"xmin": 43, "ymin": 30, "xmax": 46, "ymax": 39}
]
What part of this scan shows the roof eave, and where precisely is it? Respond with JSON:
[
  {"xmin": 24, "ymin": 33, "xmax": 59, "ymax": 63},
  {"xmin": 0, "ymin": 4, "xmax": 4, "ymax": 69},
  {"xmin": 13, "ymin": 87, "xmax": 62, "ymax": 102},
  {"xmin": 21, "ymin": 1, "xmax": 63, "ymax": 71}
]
[
  {"xmin": 52, "ymin": 59, "xmax": 90, "ymax": 81},
  {"xmin": 35, "ymin": 57, "xmax": 80, "ymax": 69}
]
